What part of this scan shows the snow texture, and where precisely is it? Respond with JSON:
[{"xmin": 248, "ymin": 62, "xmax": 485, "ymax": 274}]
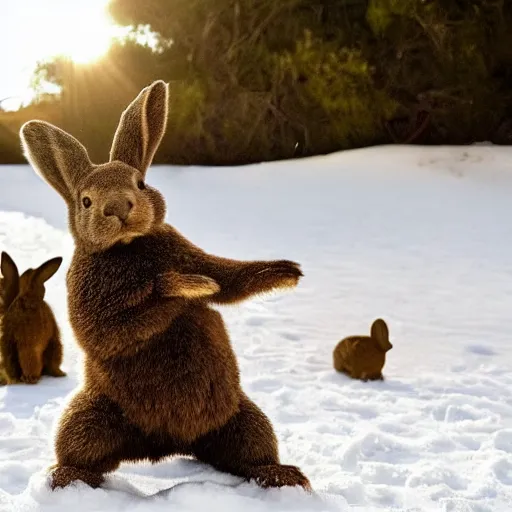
[{"xmin": 0, "ymin": 144, "xmax": 511, "ymax": 511}]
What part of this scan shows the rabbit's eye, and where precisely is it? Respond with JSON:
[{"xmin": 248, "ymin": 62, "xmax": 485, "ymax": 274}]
[
  {"xmin": 82, "ymin": 197, "xmax": 92, "ymax": 208},
  {"xmin": 137, "ymin": 180, "xmax": 146, "ymax": 191}
]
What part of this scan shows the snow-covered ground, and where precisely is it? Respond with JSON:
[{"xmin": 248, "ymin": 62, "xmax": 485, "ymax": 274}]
[{"xmin": 0, "ymin": 145, "xmax": 512, "ymax": 512}]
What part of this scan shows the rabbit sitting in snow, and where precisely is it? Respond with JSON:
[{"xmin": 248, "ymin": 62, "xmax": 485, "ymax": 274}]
[
  {"xmin": 333, "ymin": 318, "xmax": 393, "ymax": 381},
  {"xmin": 0, "ymin": 252, "xmax": 67, "ymax": 384}
]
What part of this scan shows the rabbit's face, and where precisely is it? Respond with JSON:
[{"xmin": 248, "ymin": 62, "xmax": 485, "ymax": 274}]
[
  {"xmin": 382, "ymin": 340, "xmax": 393, "ymax": 352},
  {"xmin": 375, "ymin": 337, "xmax": 393, "ymax": 352},
  {"xmin": 72, "ymin": 162, "xmax": 166, "ymax": 252},
  {"xmin": 20, "ymin": 81, "xmax": 171, "ymax": 253}
]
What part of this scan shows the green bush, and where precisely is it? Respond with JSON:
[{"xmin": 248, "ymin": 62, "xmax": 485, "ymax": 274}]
[
  {"xmin": 2, "ymin": 0, "xmax": 512, "ymax": 165},
  {"xmin": 279, "ymin": 31, "xmax": 397, "ymax": 150}
]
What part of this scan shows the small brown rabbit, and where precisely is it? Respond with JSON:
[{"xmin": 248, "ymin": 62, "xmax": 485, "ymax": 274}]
[
  {"xmin": 0, "ymin": 252, "xmax": 67, "ymax": 384},
  {"xmin": 333, "ymin": 318, "xmax": 393, "ymax": 381}
]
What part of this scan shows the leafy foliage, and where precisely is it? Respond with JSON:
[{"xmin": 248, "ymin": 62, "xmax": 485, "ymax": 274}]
[{"xmin": 2, "ymin": 0, "xmax": 512, "ymax": 164}]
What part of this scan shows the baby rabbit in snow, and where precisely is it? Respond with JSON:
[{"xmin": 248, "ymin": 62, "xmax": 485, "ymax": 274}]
[
  {"xmin": 333, "ymin": 318, "xmax": 393, "ymax": 381},
  {"xmin": 0, "ymin": 251, "xmax": 67, "ymax": 384}
]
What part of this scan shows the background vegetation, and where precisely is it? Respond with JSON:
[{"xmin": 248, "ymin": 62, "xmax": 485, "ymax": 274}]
[{"xmin": 2, "ymin": 0, "xmax": 512, "ymax": 165}]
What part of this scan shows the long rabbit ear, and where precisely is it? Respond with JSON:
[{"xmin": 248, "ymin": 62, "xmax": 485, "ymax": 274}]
[
  {"xmin": 1, "ymin": 252, "xmax": 20, "ymax": 309},
  {"xmin": 20, "ymin": 120, "xmax": 93, "ymax": 203},
  {"xmin": 34, "ymin": 257, "xmax": 63, "ymax": 284},
  {"xmin": 109, "ymin": 80, "xmax": 169, "ymax": 176},
  {"xmin": 371, "ymin": 318, "xmax": 389, "ymax": 343}
]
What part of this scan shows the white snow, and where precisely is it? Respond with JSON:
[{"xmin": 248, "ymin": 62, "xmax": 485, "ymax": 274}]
[{"xmin": 0, "ymin": 144, "xmax": 512, "ymax": 511}]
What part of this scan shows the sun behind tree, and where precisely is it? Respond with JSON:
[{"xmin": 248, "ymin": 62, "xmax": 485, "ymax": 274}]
[{"xmin": 19, "ymin": 0, "xmax": 124, "ymax": 65}]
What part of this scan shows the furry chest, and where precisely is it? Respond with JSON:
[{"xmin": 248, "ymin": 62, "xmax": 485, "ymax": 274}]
[{"xmin": 86, "ymin": 346, "xmax": 239, "ymax": 442}]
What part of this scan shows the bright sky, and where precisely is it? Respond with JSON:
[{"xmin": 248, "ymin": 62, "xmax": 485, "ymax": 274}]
[{"xmin": 2, "ymin": 0, "xmax": 125, "ymax": 110}]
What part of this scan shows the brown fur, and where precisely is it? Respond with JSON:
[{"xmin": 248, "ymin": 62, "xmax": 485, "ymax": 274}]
[
  {"xmin": 333, "ymin": 318, "xmax": 393, "ymax": 381},
  {"xmin": 0, "ymin": 274, "xmax": 7, "ymax": 335},
  {"xmin": 0, "ymin": 254, "xmax": 19, "ymax": 312},
  {"xmin": 0, "ymin": 271, "xmax": 10, "ymax": 383},
  {"xmin": 20, "ymin": 81, "xmax": 310, "ymax": 491},
  {"xmin": 0, "ymin": 252, "xmax": 66, "ymax": 385}
]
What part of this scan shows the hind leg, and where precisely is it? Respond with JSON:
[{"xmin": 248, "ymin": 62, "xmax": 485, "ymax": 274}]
[
  {"xmin": 42, "ymin": 334, "xmax": 66, "ymax": 377},
  {"xmin": 192, "ymin": 393, "xmax": 311, "ymax": 490},
  {"xmin": 51, "ymin": 391, "xmax": 186, "ymax": 489},
  {"xmin": 18, "ymin": 347, "xmax": 43, "ymax": 384}
]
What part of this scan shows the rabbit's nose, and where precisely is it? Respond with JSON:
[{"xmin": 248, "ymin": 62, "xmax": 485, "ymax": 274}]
[{"xmin": 103, "ymin": 198, "xmax": 133, "ymax": 222}]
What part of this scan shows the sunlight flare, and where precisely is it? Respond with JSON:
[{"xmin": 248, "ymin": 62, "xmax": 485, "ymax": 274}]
[{"xmin": 22, "ymin": 0, "xmax": 123, "ymax": 64}]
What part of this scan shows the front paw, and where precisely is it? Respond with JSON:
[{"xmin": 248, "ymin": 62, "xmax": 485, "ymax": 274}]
[
  {"xmin": 157, "ymin": 271, "xmax": 221, "ymax": 299},
  {"xmin": 255, "ymin": 260, "xmax": 303, "ymax": 290},
  {"xmin": 21, "ymin": 374, "xmax": 40, "ymax": 385}
]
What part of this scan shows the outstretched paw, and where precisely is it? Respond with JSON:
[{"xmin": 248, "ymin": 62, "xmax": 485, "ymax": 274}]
[
  {"xmin": 255, "ymin": 260, "xmax": 303, "ymax": 291},
  {"xmin": 49, "ymin": 465, "xmax": 104, "ymax": 490},
  {"xmin": 157, "ymin": 271, "xmax": 220, "ymax": 299},
  {"xmin": 249, "ymin": 464, "xmax": 311, "ymax": 491}
]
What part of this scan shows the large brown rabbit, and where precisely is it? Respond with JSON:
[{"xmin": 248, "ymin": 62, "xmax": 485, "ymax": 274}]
[
  {"xmin": 20, "ymin": 81, "xmax": 310, "ymax": 491},
  {"xmin": 333, "ymin": 318, "xmax": 393, "ymax": 381},
  {"xmin": 0, "ymin": 252, "xmax": 66, "ymax": 384}
]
